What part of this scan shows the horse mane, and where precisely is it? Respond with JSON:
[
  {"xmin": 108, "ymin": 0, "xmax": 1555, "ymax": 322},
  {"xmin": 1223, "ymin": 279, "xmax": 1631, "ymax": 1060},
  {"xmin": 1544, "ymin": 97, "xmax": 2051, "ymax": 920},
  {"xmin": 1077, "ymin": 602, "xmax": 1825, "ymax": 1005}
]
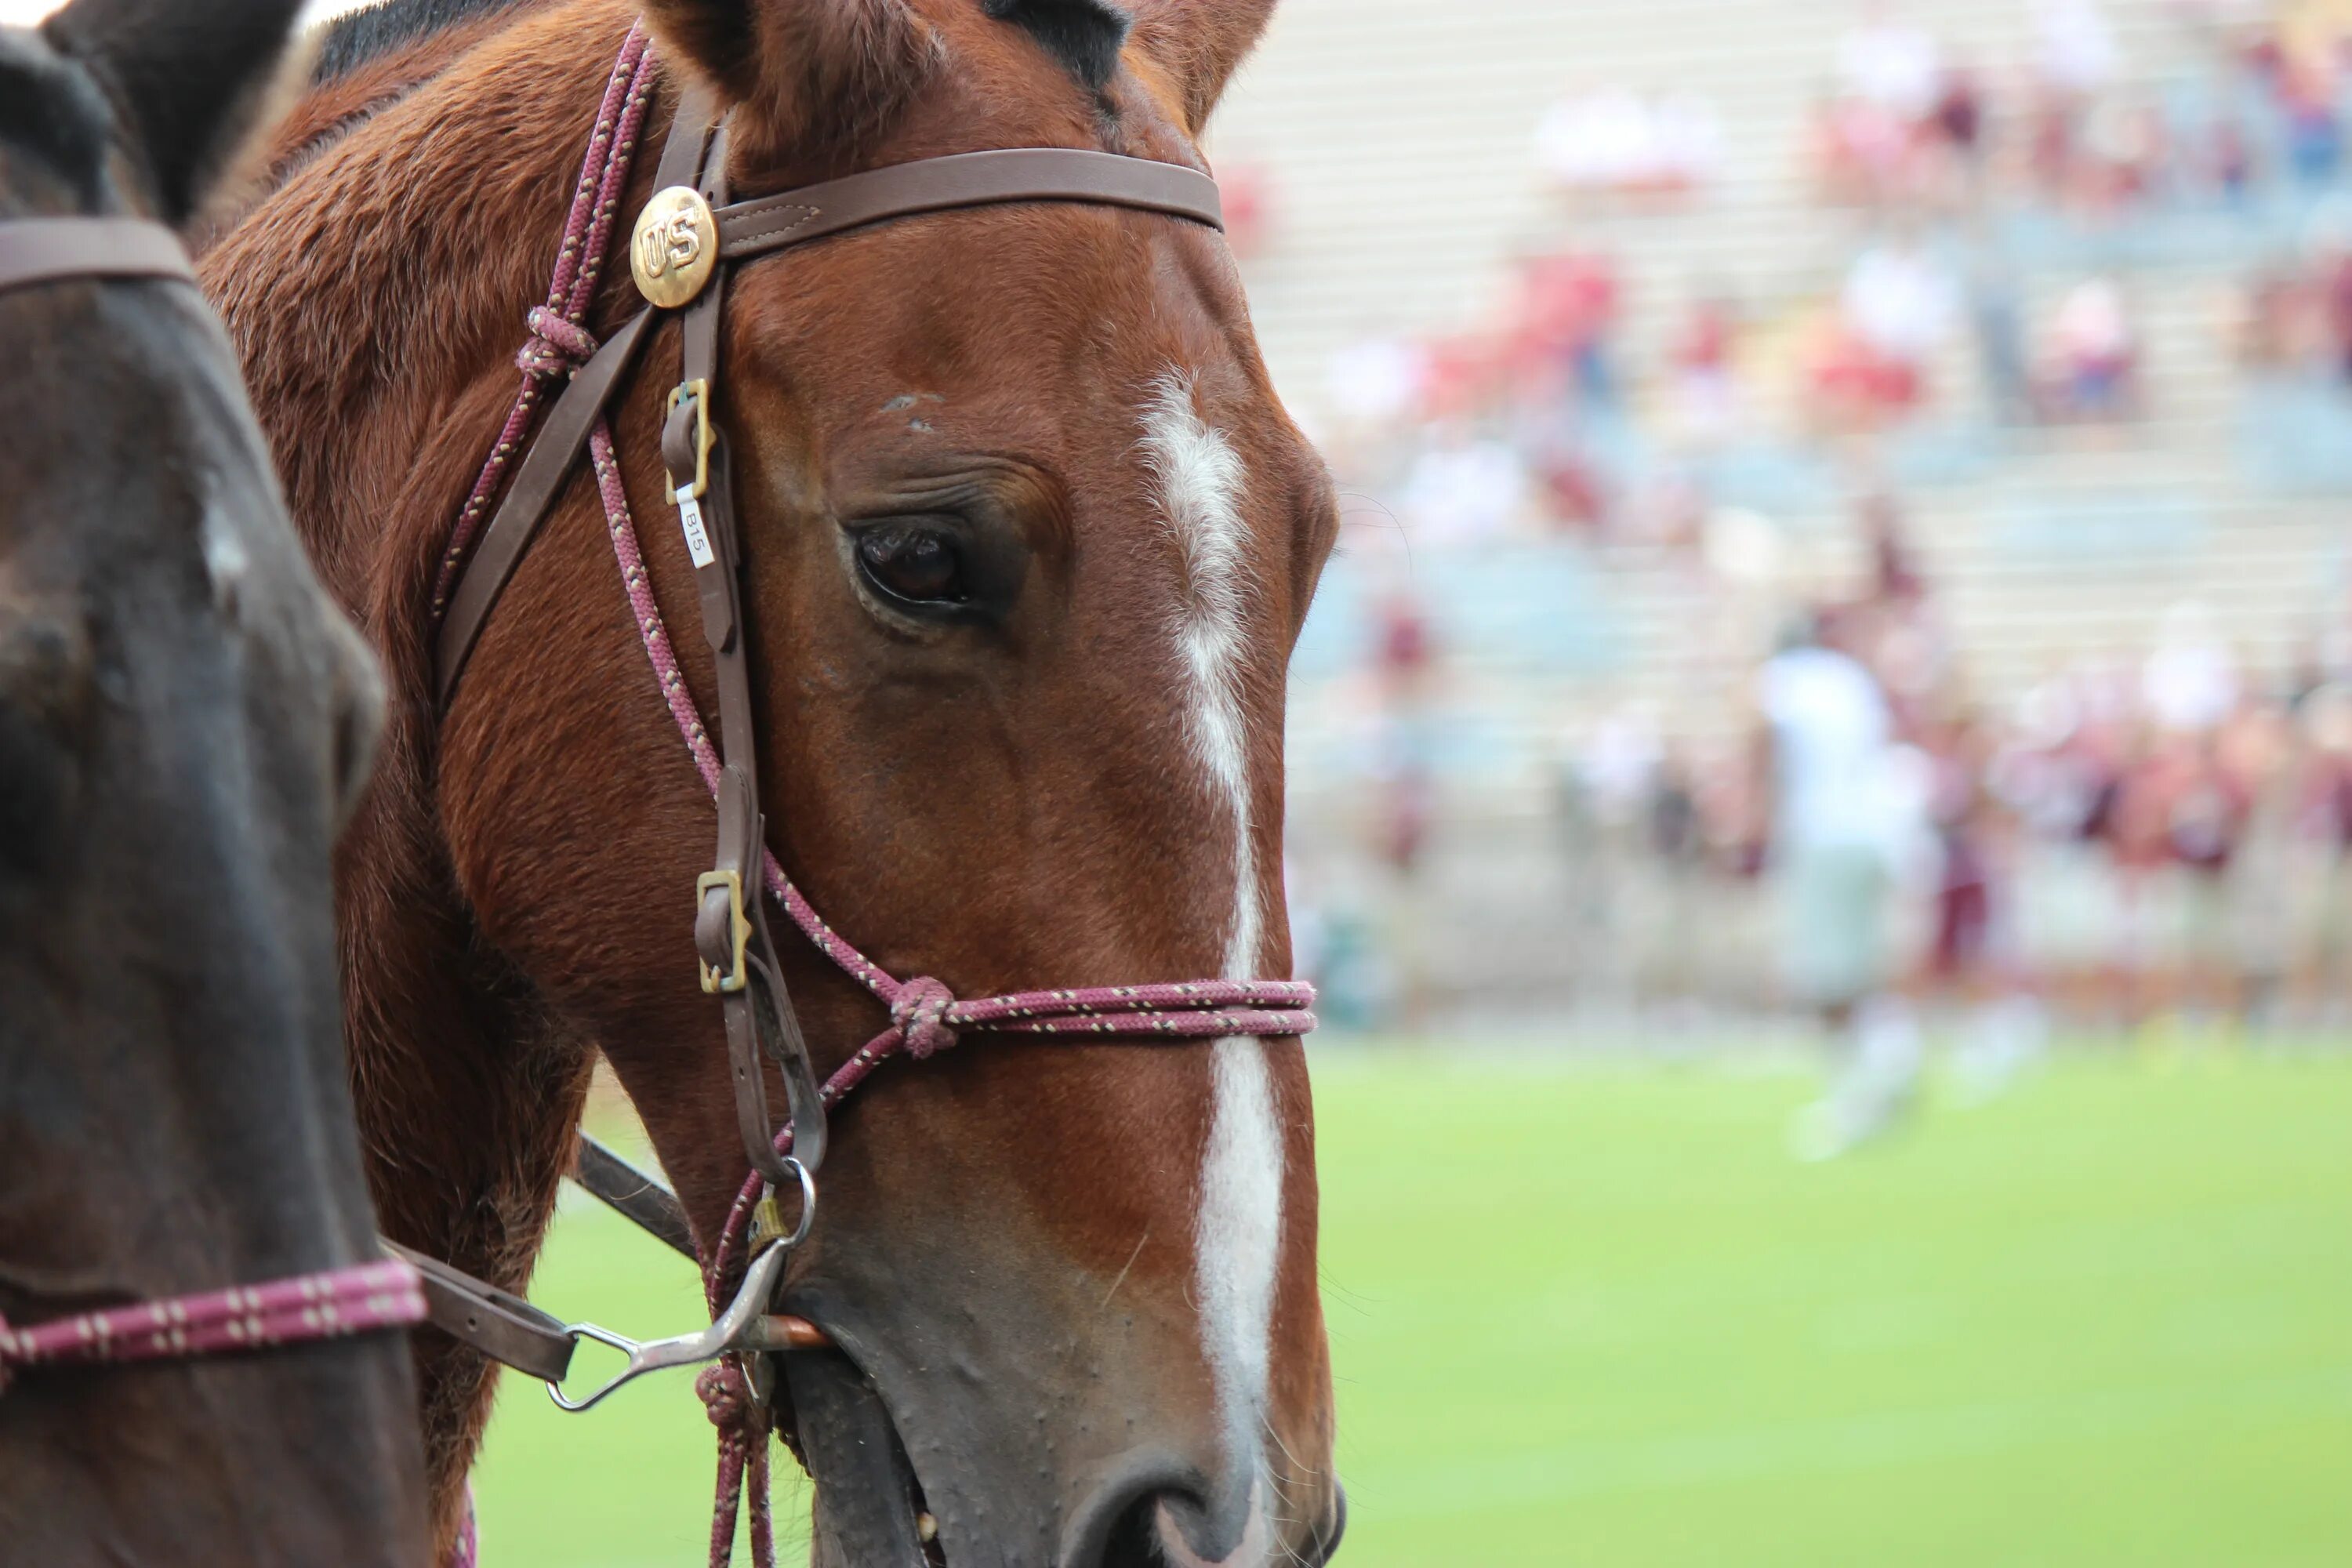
[{"xmin": 310, "ymin": 0, "xmax": 543, "ymax": 82}]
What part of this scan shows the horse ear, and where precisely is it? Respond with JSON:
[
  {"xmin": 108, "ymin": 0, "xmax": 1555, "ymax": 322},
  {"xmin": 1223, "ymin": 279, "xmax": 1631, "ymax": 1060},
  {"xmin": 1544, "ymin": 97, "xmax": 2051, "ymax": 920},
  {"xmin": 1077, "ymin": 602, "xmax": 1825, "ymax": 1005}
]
[
  {"xmin": 42, "ymin": 0, "xmax": 308, "ymax": 223},
  {"xmin": 640, "ymin": 0, "xmax": 940, "ymax": 168},
  {"xmin": 1126, "ymin": 0, "xmax": 1276, "ymax": 134}
]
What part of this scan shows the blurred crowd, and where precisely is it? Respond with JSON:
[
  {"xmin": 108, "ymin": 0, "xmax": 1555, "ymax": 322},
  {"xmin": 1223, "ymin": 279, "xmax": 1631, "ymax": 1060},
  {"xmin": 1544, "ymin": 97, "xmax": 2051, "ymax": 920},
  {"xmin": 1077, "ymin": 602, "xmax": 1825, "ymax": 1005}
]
[
  {"xmin": 1542, "ymin": 498, "xmax": 2352, "ymax": 1036},
  {"xmin": 1316, "ymin": 0, "xmax": 2352, "ymax": 555},
  {"xmin": 1808, "ymin": 0, "xmax": 2334, "ymax": 215},
  {"xmin": 1293, "ymin": 1, "xmax": 2352, "ymax": 1042}
]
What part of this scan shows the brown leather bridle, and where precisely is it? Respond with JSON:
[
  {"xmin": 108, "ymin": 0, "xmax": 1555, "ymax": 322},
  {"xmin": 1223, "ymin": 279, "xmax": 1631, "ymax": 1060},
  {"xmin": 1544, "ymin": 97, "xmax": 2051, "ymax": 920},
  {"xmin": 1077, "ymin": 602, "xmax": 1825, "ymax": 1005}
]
[
  {"xmin": 433, "ymin": 137, "xmax": 1224, "ymax": 706},
  {"xmin": 408, "ymin": 9, "xmax": 1307, "ymax": 1418},
  {"xmin": 365, "ymin": 31, "xmax": 1313, "ymax": 1559},
  {"xmin": 426, "ymin": 80, "xmax": 1232, "ymax": 1234}
]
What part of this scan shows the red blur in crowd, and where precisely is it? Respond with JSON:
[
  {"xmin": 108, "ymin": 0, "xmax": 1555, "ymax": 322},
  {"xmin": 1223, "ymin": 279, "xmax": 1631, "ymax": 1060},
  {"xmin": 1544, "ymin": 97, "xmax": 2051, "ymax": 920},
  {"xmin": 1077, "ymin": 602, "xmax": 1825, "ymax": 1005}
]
[
  {"xmin": 1507, "ymin": 252, "xmax": 1621, "ymax": 399},
  {"xmin": 1807, "ymin": 327, "xmax": 1928, "ymax": 426},
  {"xmin": 1809, "ymin": 71, "xmax": 1986, "ymax": 208}
]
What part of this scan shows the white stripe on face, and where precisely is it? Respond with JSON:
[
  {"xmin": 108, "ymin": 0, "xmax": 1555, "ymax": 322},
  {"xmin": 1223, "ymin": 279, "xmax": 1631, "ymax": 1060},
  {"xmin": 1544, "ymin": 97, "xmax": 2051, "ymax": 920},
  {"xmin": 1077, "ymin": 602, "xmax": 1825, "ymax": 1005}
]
[{"xmin": 1142, "ymin": 372, "xmax": 1282, "ymax": 1542}]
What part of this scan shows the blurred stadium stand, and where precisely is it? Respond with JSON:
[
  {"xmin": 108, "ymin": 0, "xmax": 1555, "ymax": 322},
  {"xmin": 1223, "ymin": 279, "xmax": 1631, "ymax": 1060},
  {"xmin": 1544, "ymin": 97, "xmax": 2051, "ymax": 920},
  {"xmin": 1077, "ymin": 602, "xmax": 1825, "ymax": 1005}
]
[{"xmin": 1209, "ymin": 0, "xmax": 2352, "ymax": 1026}]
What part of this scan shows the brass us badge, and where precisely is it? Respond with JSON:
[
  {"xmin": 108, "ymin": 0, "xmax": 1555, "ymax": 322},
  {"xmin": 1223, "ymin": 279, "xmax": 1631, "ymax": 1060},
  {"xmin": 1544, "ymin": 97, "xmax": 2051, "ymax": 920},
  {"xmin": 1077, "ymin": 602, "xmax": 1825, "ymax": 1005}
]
[{"xmin": 630, "ymin": 185, "xmax": 718, "ymax": 309}]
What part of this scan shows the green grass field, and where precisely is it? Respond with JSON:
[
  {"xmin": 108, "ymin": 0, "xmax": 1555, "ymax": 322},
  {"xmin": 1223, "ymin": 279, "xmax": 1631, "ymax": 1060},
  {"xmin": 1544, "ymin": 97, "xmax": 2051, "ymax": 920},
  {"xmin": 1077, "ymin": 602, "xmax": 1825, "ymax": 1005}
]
[{"xmin": 474, "ymin": 1050, "xmax": 2352, "ymax": 1566}]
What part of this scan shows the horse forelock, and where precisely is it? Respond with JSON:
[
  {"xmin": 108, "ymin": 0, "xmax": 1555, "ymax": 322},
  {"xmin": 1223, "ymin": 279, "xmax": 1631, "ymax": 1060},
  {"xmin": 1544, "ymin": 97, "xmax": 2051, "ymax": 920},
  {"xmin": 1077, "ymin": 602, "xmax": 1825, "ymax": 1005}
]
[{"xmin": 982, "ymin": 0, "xmax": 1132, "ymax": 93}]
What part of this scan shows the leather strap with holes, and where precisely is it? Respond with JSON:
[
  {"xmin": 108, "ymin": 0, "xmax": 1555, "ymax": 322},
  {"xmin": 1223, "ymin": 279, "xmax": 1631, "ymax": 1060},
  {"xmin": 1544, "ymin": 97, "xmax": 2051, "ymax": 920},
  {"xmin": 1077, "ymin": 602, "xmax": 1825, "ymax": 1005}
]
[{"xmin": 663, "ymin": 110, "xmax": 830, "ymax": 1189}]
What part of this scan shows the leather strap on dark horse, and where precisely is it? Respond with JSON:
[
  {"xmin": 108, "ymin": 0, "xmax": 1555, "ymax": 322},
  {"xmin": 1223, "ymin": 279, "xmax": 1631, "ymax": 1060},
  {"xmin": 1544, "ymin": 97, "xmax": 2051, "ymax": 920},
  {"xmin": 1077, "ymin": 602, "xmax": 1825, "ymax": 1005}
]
[
  {"xmin": 381, "ymin": 1242, "xmax": 579, "ymax": 1385},
  {"xmin": 0, "ymin": 217, "xmax": 199, "ymax": 296}
]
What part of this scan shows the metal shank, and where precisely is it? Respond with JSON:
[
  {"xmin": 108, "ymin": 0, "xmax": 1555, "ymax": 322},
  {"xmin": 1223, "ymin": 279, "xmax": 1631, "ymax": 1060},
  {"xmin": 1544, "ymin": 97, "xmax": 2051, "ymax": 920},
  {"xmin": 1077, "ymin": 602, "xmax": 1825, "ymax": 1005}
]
[{"xmin": 546, "ymin": 1242, "xmax": 815, "ymax": 1413}]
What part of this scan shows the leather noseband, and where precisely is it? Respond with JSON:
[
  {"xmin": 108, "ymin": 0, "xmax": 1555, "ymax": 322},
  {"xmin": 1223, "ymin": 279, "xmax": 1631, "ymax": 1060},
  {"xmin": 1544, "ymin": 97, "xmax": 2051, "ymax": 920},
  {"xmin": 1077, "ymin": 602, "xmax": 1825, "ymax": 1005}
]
[{"xmin": 0, "ymin": 217, "xmax": 198, "ymax": 296}]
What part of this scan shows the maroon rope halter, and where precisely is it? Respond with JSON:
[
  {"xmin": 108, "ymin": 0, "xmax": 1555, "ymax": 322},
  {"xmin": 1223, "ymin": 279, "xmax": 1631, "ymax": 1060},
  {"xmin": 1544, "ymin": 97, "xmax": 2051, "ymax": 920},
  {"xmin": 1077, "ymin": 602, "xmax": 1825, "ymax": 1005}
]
[
  {"xmin": 0, "ymin": 1258, "xmax": 428, "ymax": 1395},
  {"xmin": 436, "ymin": 25, "xmax": 1314, "ymax": 1566}
]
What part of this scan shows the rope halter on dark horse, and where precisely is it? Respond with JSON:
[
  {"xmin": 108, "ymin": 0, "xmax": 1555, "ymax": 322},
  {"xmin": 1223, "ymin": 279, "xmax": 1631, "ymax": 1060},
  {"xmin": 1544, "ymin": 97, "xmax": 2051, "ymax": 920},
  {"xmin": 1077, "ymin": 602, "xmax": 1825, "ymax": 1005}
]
[
  {"xmin": 0, "ymin": 216, "xmax": 431, "ymax": 1394},
  {"xmin": 415, "ymin": 23, "xmax": 1316, "ymax": 1568}
]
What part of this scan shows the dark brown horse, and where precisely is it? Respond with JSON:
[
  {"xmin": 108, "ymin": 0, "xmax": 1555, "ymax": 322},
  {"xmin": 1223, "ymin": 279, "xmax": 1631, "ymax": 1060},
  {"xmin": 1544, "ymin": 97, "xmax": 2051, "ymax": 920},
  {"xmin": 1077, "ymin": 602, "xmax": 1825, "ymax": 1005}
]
[
  {"xmin": 0, "ymin": 1, "xmax": 426, "ymax": 1562},
  {"xmin": 212, "ymin": 1, "xmax": 1339, "ymax": 1561}
]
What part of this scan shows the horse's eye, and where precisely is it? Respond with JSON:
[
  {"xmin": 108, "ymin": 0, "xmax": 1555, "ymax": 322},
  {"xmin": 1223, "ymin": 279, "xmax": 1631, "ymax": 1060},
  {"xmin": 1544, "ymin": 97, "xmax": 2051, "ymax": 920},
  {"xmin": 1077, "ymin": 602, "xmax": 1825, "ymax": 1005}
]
[{"xmin": 856, "ymin": 526, "xmax": 967, "ymax": 605}]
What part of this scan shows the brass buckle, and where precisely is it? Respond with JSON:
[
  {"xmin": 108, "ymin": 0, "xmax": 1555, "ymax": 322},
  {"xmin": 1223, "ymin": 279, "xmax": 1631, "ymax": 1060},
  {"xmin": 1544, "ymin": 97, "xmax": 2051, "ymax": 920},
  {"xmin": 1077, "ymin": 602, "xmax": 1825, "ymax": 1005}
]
[
  {"xmin": 695, "ymin": 868, "xmax": 751, "ymax": 995},
  {"xmin": 666, "ymin": 379, "xmax": 713, "ymax": 500}
]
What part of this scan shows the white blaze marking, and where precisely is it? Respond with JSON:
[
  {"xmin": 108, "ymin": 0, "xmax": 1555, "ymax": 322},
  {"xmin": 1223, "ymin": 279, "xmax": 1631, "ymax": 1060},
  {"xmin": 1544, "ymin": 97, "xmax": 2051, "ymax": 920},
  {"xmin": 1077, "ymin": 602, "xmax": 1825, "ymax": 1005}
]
[{"xmin": 1142, "ymin": 372, "xmax": 1282, "ymax": 1521}]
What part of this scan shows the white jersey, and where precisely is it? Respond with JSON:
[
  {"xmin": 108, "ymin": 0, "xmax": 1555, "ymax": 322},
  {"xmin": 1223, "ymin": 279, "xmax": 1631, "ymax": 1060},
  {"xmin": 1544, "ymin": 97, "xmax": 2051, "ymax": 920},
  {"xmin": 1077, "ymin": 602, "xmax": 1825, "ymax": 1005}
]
[{"xmin": 1762, "ymin": 646, "xmax": 1898, "ymax": 854}]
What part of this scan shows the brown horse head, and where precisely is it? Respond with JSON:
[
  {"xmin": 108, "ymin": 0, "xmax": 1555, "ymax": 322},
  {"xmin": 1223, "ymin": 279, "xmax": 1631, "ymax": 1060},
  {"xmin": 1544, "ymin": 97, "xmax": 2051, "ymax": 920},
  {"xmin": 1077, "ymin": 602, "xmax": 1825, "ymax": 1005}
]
[
  {"xmin": 0, "ymin": 2, "xmax": 424, "ymax": 1562},
  {"xmin": 212, "ymin": 0, "xmax": 1338, "ymax": 1561}
]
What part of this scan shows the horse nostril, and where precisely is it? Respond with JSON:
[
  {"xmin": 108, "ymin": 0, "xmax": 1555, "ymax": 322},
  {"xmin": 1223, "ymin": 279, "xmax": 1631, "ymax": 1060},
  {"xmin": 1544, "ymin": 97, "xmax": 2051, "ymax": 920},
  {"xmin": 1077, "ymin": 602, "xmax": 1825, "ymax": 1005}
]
[
  {"xmin": 1111, "ymin": 1488, "xmax": 1294, "ymax": 1568},
  {"xmin": 1091, "ymin": 1489, "xmax": 1167, "ymax": 1568},
  {"xmin": 1306, "ymin": 1483, "xmax": 1348, "ymax": 1566},
  {"xmin": 1072, "ymin": 1475, "xmax": 1335, "ymax": 1568}
]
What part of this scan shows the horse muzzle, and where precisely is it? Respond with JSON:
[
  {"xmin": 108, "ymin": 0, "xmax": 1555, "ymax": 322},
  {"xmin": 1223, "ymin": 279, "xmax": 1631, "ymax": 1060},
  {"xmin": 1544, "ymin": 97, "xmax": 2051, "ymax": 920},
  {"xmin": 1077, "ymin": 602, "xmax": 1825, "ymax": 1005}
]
[{"xmin": 777, "ymin": 1248, "xmax": 1338, "ymax": 1568}]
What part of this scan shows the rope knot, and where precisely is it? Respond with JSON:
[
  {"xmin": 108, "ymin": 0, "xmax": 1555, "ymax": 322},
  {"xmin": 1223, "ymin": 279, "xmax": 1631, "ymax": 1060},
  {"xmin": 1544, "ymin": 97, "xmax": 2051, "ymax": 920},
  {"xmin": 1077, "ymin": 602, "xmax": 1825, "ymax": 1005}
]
[
  {"xmin": 891, "ymin": 976, "xmax": 960, "ymax": 1060},
  {"xmin": 696, "ymin": 1361, "xmax": 754, "ymax": 1434},
  {"xmin": 517, "ymin": 307, "xmax": 601, "ymax": 378}
]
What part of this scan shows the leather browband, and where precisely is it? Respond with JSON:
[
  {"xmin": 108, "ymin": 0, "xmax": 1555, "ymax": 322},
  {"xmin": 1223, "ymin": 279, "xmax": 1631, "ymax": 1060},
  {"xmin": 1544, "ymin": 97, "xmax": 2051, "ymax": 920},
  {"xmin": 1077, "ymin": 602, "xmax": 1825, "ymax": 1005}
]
[
  {"xmin": 431, "ymin": 146, "xmax": 1224, "ymax": 703},
  {"xmin": 0, "ymin": 218, "xmax": 198, "ymax": 297},
  {"xmin": 717, "ymin": 148, "xmax": 1222, "ymax": 260}
]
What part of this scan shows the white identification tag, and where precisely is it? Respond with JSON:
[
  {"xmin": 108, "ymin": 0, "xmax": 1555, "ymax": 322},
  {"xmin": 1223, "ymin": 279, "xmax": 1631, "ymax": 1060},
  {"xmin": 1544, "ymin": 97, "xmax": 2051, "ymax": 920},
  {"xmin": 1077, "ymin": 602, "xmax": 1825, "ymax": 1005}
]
[{"xmin": 677, "ymin": 487, "xmax": 716, "ymax": 568}]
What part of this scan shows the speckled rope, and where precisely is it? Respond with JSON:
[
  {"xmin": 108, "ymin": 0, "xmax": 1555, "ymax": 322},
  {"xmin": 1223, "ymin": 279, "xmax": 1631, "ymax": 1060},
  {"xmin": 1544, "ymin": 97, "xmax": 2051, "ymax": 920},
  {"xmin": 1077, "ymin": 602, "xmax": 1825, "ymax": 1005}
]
[
  {"xmin": 429, "ymin": 21, "xmax": 656, "ymax": 618},
  {"xmin": 696, "ymin": 1361, "xmax": 775, "ymax": 1568},
  {"xmin": 448, "ymin": 1483, "xmax": 481, "ymax": 1568},
  {"xmin": 0, "ymin": 1258, "xmax": 426, "ymax": 1394}
]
